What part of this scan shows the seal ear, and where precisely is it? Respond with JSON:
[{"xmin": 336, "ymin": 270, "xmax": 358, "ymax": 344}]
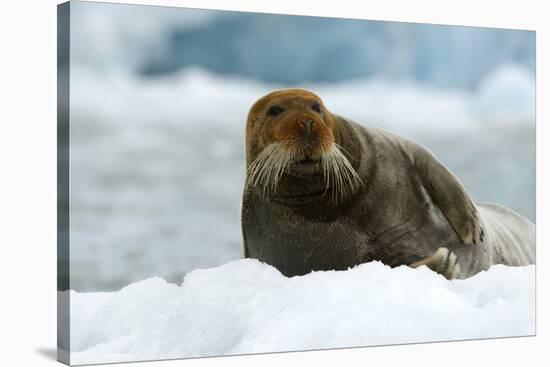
[{"xmin": 407, "ymin": 142, "xmax": 484, "ymax": 246}]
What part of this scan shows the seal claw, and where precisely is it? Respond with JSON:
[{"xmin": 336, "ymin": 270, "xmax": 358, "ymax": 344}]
[{"xmin": 410, "ymin": 247, "xmax": 461, "ymax": 280}]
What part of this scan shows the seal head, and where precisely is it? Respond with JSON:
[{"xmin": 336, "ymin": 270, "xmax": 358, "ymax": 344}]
[{"xmin": 245, "ymin": 89, "xmax": 362, "ymax": 204}]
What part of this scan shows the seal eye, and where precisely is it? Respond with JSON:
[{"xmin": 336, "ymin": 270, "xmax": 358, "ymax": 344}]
[
  {"xmin": 311, "ymin": 102, "xmax": 322, "ymax": 113},
  {"xmin": 267, "ymin": 105, "xmax": 285, "ymax": 117}
]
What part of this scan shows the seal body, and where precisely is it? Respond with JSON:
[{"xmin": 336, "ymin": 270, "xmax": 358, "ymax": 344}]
[{"xmin": 241, "ymin": 89, "xmax": 535, "ymax": 279}]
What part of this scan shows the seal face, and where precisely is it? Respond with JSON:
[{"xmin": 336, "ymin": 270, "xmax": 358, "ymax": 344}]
[
  {"xmin": 241, "ymin": 89, "xmax": 535, "ymax": 279},
  {"xmin": 244, "ymin": 89, "xmax": 362, "ymax": 204}
]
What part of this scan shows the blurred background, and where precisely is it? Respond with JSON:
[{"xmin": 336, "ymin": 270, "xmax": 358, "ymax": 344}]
[{"xmin": 67, "ymin": 1, "xmax": 535, "ymax": 291}]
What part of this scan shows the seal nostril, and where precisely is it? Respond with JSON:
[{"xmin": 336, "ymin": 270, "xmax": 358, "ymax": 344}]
[{"xmin": 300, "ymin": 120, "xmax": 316, "ymax": 134}]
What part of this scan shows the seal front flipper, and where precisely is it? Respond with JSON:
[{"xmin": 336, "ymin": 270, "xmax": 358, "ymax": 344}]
[
  {"xmin": 406, "ymin": 142, "xmax": 483, "ymax": 246},
  {"xmin": 410, "ymin": 247, "xmax": 461, "ymax": 279}
]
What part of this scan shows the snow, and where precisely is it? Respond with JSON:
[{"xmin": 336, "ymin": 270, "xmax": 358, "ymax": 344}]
[{"xmin": 67, "ymin": 259, "xmax": 535, "ymax": 365}]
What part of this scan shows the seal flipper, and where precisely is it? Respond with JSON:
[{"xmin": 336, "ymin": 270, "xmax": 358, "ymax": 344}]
[
  {"xmin": 406, "ymin": 142, "xmax": 483, "ymax": 246},
  {"xmin": 410, "ymin": 247, "xmax": 461, "ymax": 279}
]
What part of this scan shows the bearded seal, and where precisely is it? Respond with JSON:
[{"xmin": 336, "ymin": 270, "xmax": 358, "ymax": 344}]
[{"xmin": 240, "ymin": 89, "xmax": 535, "ymax": 279}]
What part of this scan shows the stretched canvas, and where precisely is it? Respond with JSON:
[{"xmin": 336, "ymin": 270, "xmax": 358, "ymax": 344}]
[{"xmin": 57, "ymin": 1, "xmax": 536, "ymax": 365}]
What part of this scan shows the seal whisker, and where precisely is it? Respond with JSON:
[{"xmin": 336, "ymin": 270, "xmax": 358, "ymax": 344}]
[
  {"xmin": 247, "ymin": 144, "xmax": 277, "ymax": 189},
  {"xmin": 334, "ymin": 143, "xmax": 358, "ymax": 162},
  {"xmin": 247, "ymin": 143, "xmax": 277, "ymax": 192},
  {"xmin": 333, "ymin": 146, "xmax": 363, "ymax": 187},
  {"xmin": 319, "ymin": 144, "xmax": 363, "ymax": 203},
  {"xmin": 247, "ymin": 135, "xmax": 361, "ymax": 203},
  {"xmin": 263, "ymin": 146, "xmax": 283, "ymax": 195},
  {"xmin": 247, "ymin": 142, "xmax": 298, "ymax": 197},
  {"xmin": 271, "ymin": 145, "xmax": 292, "ymax": 192}
]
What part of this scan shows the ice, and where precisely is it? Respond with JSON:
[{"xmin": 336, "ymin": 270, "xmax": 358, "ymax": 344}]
[
  {"xmin": 70, "ymin": 2, "xmax": 535, "ymax": 88},
  {"xmin": 68, "ymin": 259, "xmax": 535, "ymax": 365},
  {"xmin": 475, "ymin": 63, "xmax": 536, "ymax": 124}
]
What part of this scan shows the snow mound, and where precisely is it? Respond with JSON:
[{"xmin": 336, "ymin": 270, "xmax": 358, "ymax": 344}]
[{"xmin": 68, "ymin": 260, "xmax": 535, "ymax": 365}]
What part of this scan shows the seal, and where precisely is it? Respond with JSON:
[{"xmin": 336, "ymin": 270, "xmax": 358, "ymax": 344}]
[{"xmin": 241, "ymin": 89, "xmax": 535, "ymax": 279}]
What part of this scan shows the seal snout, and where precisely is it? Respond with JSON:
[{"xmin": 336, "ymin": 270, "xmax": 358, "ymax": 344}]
[
  {"xmin": 299, "ymin": 118, "xmax": 316, "ymax": 134},
  {"xmin": 298, "ymin": 120, "xmax": 320, "ymax": 157}
]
